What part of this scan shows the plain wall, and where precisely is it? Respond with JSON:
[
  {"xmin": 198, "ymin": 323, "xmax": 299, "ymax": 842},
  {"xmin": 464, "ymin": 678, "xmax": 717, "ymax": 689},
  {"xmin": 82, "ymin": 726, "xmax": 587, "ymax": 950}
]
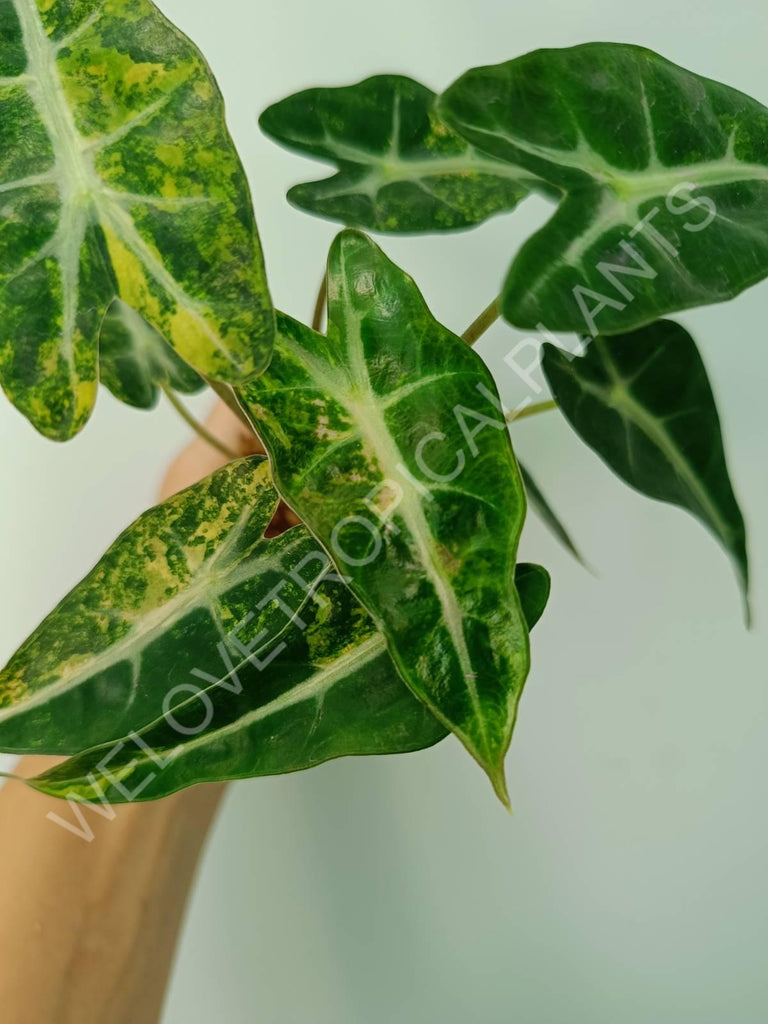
[{"xmin": 1, "ymin": 0, "xmax": 767, "ymax": 1020}]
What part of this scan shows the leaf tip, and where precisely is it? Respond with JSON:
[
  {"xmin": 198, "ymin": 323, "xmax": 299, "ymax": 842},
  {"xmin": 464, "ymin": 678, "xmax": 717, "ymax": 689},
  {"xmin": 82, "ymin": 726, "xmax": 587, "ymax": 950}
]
[
  {"xmin": 732, "ymin": 545, "xmax": 751, "ymax": 629},
  {"xmin": 331, "ymin": 225, "xmax": 373, "ymax": 258},
  {"xmin": 487, "ymin": 762, "xmax": 512, "ymax": 811},
  {"xmin": 741, "ymin": 590, "xmax": 753, "ymax": 631}
]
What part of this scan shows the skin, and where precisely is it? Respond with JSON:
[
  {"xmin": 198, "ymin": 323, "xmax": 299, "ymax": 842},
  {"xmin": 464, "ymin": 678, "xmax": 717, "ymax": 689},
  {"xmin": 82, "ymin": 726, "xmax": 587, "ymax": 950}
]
[{"xmin": 0, "ymin": 402, "xmax": 270, "ymax": 1024}]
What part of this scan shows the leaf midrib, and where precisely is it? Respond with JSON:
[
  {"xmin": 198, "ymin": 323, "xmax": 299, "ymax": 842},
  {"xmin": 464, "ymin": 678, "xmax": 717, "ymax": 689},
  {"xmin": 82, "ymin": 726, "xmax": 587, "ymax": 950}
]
[
  {"xmin": 571, "ymin": 340, "xmax": 733, "ymax": 541},
  {"xmin": 456, "ymin": 114, "xmax": 768, "ymax": 195},
  {"xmin": 277, "ymin": 303, "xmax": 489, "ymax": 752},
  {"xmin": 13, "ymin": 0, "xmax": 99, "ymax": 383},
  {"xmin": 288, "ymin": 129, "xmax": 532, "ymax": 185},
  {"xmin": 9, "ymin": 0, "xmax": 243, "ymax": 376},
  {"xmin": 521, "ymin": 168, "xmax": 758, "ymax": 310},
  {"xmin": 0, "ymin": 527, "xmax": 308, "ymax": 727},
  {"xmin": 38, "ymin": 632, "xmax": 390, "ymax": 796},
  {"xmin": 154, "ymin": 632, "xmax": 389, "ymax": 764}
]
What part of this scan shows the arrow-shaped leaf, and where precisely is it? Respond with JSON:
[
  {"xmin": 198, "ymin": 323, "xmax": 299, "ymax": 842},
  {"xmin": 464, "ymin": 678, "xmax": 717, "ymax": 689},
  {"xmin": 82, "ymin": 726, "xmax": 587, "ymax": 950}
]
[
  {"xmin": 240, "ymin": 230, "xmax": 531, "ymax": 804},
  {"xmin": 25, "ymin": 581, "xmax": 444, "ymax": 802},
  {"xmin": 22, "ymin": 562, "xmax": 550, "ymax": 804},
  {"xmin": 100, "ymin": 299, "xmax": 204, "ymax": 409},
  {"xmin": 439, "ymin": 43, "xmax": 768, "ymax": 335},
  {"xmin": 259, "ymin": 75, "xmax": 534, "ymax": 232},
  {"xmin": 0, "ymin": 457, "xmax": 330, "ymax": 754},
  {"xmin": 541, "ymin": 320, "xmax": 749, "ymax": 612},
  {"xmin": 0, "ymin": 0, "xmax": 273, "ymax": 440}
]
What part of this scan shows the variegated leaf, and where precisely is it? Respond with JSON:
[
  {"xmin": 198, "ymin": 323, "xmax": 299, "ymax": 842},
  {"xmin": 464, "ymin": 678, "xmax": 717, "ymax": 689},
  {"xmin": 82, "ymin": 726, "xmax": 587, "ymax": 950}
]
[
  {"xmin": 0, "ymin": 457, "xmax": 329, "ymax": 754},
  {"xmin": 22, "ymin": 563, "xmax": 550, "ymax": 804},
  {"xmin": 439, "ymin": 43, "xmax": 768, "ymax": 335},
  {"xmin": 542, "ymin": 320, "xmax": 749, "ymax": 613},
  {"xmin": 99, "ymin": 299, "xmax": 203, "ymax": 409},
  {"xmin": 26, "ymin": 581, "xmax": 444, "ymax": 802},
  {"xmin": 240, "ymin": 230, "xmax": 530, "ymax": 805},
  {"xmin": 259, "ymin": 75, "xmax": 534, "ymax": 232},
  {"xmin": 0, "ymin": 0, "xmax": 272, "ymax": 440}
]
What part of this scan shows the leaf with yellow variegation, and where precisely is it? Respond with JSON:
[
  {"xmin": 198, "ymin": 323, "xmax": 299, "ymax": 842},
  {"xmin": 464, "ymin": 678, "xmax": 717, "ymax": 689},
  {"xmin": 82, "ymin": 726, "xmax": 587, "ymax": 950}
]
[
  {"xmin": 0, "ymin": 0, "xmax": 272, "ymax": 440},
  {"xmin": 240, "ymin": 230, "xmax": 532, "ymax": 805}
]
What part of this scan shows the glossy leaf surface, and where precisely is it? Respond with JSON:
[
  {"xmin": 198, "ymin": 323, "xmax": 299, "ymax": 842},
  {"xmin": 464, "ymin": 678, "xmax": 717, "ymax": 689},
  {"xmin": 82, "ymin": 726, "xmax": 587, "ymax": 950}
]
[
  {"xmin": 99, "ymin": 299, "xmax": 203, "ymax": 409},
  {"xmin": 440, "ymin": 43, "xmax": 768, "ymax": 334},
  {"xmin": 241, "ymin": 230, "xmax": 530, "ymax": 803},
  {"xmin": 510, "ymin": 562, "xmax": 550, "ymax": 633},
  {"xmin": 0, "ymin": 0, "xmax": 272, "ymax": 440},
  {"xmin": 260, "ymin": 75, "xmax": 533, "ymax": 232},
  {"xmin": 542, "ymin": 320, "xmax": 749, "ymax": 609},
  {"xmin": 26, "ymin": 581, "xmax": 445, "ymax": 802},
  {"xmin": 25, "ymin": 563, "xmax": 550, "ymax": 804},
  {"xmin": 0, "ymin": 458, "xmax": 328, "ymax": 754}
]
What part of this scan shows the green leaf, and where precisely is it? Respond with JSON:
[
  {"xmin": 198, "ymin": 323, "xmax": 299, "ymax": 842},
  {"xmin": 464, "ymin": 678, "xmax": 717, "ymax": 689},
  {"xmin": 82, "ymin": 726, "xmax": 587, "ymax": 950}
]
[
  {"xmin": 26, "ymin": 581, "xmax": 444, "ymax": 803},
  {"xmin": 22, "ymin": 562, "xmax": 550, "ymax": 804},
  {"xmin": 240, "ymin": 229, "xmax": 530, "ymax": 804},
  {"xmin": 519, "ymin": 461, "xmax": 587, "ymax": 566},
  {"xmin": 0, "ymin": 457, "xmax": 330, "ymax": 754},
  {"xmin": 512, "ymin": 562, "xmax": 550, "ymax": 631},
  {"xmin": 541, "ymin": 320, "xmax": 749, "ymax": 613},
  {"xmin": 0, "ymin": 0, "xmax": 273, "ymax": 441},
  {"xmin": 439, "ymin": 43, "xmax": 768, "ymax": 334},
  {"xmin": 99, "ymin": 299, "xmax": 203, "ymax": 409},
  {"xmin": 259, "ymin": 75, "xmax": 534, "ymax": 232}
]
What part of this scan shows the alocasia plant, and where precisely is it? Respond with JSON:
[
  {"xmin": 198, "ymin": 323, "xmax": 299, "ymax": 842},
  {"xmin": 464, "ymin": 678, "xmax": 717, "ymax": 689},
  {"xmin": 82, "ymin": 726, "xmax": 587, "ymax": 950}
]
[{"xmin": 0, "ymin": 10, "xmax": 762, "ymax": 811}]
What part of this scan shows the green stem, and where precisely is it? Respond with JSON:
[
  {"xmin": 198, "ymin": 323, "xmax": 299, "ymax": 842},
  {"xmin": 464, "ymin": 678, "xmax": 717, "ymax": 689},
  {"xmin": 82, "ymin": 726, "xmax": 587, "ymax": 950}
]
[
  {"xmin": 462, "ymin": 298, "xmax": 500, "ymax": 346},
  {"xmin": 506, "ymin": 399, "xmax": 558, "ymax": 423},
  {"xmin": 204, "ymin": 376, "xmax": 256, "ymax": 434},
  {"xmin": 161, "ymin": 383, "xmax": 238, "ymax": 460},
  {"xmin": 312, "ymin": 275, "xmax": 328, "ymax": 333}
]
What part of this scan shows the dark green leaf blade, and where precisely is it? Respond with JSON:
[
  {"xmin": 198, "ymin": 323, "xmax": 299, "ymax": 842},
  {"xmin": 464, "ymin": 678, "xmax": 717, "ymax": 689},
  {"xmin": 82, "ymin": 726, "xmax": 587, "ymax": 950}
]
[
  {"xmin": 99, "ymin": 300, "xmax": 204, "ymax": 409},
  {"xmin": 23, "ymin": 562, "xmax": 550, "ymax": 804},
  {"xmin": 513, "ymin": 563, "xmax": 551, "ymax": 631},
  {"xmin": 541, "ymin": 320, "xmax": 749, "ymax": 613},
  {"xmin": 0, "ymin": 0, "xmax": 272, "ymax": 440},
  {"xmin": 519, "ymin": 461, "xmax": 587, "ymax": 566},
  {"xmin": 439, "ymin": 43, "xmax": 768, "ymax": 335},
  {"xmin": 26, "ymin": 581, "xmax": 446, "ymax": 803},
  {"xmin": 0, "ymin": 457, "xmax": 329, "ymax": 754},
  {"xmin": 259, "ymin": 75, "xmax": 534, "ymax": 232},
  {"xmin": 240, "ymin": 229, "xmax": 531, "ymax": 804}
]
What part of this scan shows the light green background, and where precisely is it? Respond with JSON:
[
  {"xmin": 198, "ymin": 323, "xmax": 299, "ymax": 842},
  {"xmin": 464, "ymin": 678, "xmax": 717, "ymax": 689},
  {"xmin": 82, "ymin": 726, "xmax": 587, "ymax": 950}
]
[{"xmin": 1, "ymin": 0, "xmax": 767, "ymax": 1020}]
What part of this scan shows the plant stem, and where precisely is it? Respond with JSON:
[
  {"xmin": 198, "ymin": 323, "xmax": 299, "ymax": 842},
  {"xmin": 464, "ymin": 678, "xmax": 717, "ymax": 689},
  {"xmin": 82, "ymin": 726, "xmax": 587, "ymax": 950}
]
[
  {"xmin": 506, "ymin": 399, "xmax": 558, "ymax": 423},
  {"xmin": 161, "ymin": 383, "xmax": 238, "ymax": 460},
  {"xmin": 204, "ymin": 376, "xmax": 256, "ymax": 434},
  {"xmin": 312, "ymin": 275, "xmax": 327, "ymax": 333},
  {"xmin": 462, "ymin": 298, "xmax": 500, "ymax": 346}
]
